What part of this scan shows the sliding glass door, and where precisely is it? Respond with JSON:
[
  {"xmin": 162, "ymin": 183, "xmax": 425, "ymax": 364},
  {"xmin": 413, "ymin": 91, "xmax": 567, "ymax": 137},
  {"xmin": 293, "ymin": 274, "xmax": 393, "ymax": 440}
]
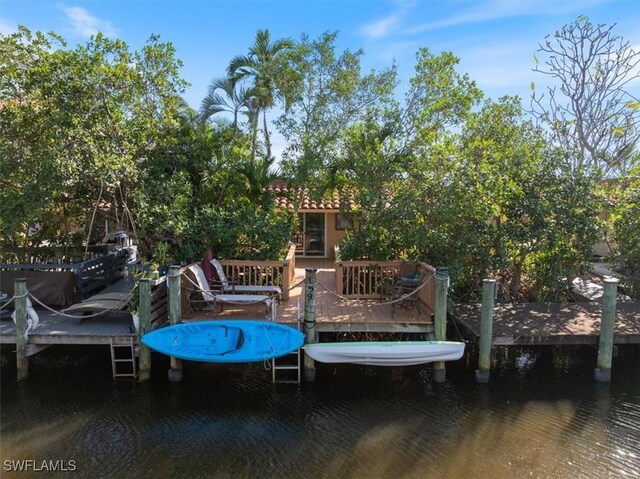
[{"xmin": 294, "ymin": 213, "xmax": 326, "ymax": 257}]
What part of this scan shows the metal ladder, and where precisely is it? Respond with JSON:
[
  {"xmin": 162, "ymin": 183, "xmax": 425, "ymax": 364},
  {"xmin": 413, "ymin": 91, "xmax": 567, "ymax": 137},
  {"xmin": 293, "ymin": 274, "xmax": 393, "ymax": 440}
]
[
  {"xmin": 272, "ymin": 302, "xmax": 302, "ymax": 384},
  {"xmin": 272, "ymin": 348, "xmax": 301, "ymax": 384},
  {"xmin": 110, "ymin": 338, "xmax": 137, "ymax": 379}
]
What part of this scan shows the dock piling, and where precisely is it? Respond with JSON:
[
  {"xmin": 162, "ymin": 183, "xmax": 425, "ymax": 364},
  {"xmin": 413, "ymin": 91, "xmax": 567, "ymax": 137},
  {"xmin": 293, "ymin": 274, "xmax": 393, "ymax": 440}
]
[
  {"xmin": 168, "ymin": 265, "xmax": 183, "ymax": 382},
  {"xmin": 14, "ymin": 279, "xmax": 29, "ymax": 381},
  {"xmin": 475, "ymin": 279, "xmax": 496, "ymax": 384},
  {"xmin": 433, "ymin": 267, "xmax": 449, "ymax": 383},
  {"xmin": 594, "ymin": 278, "xmax": 619, "ymax": 383},
  {"xmin": 303, "ymin": 268, "xmax": 317, "ymax": 382},
  {"xmin": 137, "ymin": 278, "xmax": 152, "ymax": 382}
]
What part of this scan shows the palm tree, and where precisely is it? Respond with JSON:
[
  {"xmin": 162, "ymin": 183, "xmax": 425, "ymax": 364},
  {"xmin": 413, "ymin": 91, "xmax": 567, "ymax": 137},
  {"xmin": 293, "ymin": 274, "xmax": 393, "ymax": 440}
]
[
  {"xmin": 238, "ymin": 155, "xmax": 284, "ymax": 206},
  {"xmin": 228, "ymin": 29, "xmax": 293, "ymax": 161},
  {"xmin": 199, "ymin": 76, "xmax": 255, "ymax": 136}
]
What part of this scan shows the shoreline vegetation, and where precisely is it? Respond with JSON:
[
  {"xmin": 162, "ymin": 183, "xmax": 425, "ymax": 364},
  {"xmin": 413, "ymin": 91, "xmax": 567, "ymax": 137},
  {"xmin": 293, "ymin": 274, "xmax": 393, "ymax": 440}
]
[{"xmin": 1, "ymin": 17, "xmax": 638, "ymax": 304}]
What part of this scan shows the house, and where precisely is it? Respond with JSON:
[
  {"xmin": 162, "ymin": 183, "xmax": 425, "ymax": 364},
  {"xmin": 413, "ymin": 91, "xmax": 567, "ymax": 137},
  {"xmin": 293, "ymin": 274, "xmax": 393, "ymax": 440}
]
[{"xmin": 266, "ymin": 181, "xmax": 357, "ymax": 259}]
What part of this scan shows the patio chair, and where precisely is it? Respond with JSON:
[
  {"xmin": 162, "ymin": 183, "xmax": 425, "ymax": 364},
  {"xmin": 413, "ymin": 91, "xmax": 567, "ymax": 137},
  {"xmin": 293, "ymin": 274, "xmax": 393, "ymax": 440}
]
[
  {"xmin": 209, "ymin": 258, "xmax": 282, "ymax": 299},
  {"xmin": 186, "ymin": 264, "xmax": 275, "ymax": 321},
  {"xmin": 378, "ymin": 262, "xmax": 426, "ymax": 316}
]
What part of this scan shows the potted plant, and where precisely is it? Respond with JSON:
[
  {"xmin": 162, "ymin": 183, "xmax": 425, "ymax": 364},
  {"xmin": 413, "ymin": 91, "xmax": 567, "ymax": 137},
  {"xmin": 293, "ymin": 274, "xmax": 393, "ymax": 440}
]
[{"xmin": 153, "ymin": 242, "xmax": 172, "ymax": 276}]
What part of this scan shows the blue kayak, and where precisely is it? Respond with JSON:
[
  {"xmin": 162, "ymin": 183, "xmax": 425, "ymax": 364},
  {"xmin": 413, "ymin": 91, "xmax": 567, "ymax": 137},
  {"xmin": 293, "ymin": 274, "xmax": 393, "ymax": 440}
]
[{"xmin": 141, "ymin": 320, "xmax": 304, "ymax": 363}]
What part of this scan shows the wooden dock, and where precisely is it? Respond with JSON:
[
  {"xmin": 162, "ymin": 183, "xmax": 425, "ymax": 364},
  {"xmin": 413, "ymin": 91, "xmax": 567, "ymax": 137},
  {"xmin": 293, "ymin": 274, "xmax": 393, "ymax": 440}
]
[
  {"xmin": 0, "ymin": 309, "xmax": 136, "ymax": 355},
  {"xmin": 183, "ymin": 259, "xmax": 434, "ymax": 333},
  {"xmin": 1, "ymin": 258, "xmax": 433, "ymax": 376},
  {"xmin": 453, "ymin": 301, "xmax": 640, "ymax": 346}
]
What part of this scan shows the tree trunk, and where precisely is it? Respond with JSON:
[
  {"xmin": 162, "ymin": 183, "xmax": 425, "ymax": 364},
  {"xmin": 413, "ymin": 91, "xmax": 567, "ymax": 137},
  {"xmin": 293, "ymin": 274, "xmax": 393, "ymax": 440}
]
[
  {"xmin": 251, "ymin": 107, "xmax": 260, "ymax": 164},
  {"xmin": 263, "ymin": 110, "xmax": 271, "ymax": 159}
]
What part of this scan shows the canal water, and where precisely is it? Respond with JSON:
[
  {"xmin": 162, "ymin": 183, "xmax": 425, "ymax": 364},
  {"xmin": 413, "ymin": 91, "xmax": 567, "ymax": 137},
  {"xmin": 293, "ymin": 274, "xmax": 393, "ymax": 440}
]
[{"xmin": 1, "ymin": 344, "xmax": 639, "ymax": 478}]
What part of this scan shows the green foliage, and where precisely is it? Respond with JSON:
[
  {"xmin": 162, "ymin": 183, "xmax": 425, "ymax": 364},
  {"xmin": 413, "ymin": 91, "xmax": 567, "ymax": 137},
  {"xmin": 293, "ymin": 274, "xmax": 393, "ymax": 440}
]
[
  {"xmin": 2, "ymin": 24, "xmax": 612, "ymax": 304},
  {"xmin": 0, "ymin": 26, "xmax": 187, "ymax": 254},
  {"xmin": 607, "ymin": 175, "xmax": 640, "ymax": 298},
  {"xmin": 227, "ymin": 29, "xmax": 294, "ymax": 160},
  {"xmin": 181, "ymin": 203, "xmax": 294, "ymax": 262},
  {"xmin": 339, "ymin": 94, "xmax": 600, "ymax": 302},
  {"xmin": 276, "ymin": 31, "xmax": 398, "ymax": 189}
]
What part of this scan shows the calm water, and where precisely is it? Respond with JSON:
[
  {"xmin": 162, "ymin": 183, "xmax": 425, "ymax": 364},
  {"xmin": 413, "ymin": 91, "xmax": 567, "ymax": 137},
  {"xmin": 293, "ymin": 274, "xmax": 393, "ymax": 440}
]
[{"xmin": 1, "ymin": 345, "xmax": 639, "ymax": 479}]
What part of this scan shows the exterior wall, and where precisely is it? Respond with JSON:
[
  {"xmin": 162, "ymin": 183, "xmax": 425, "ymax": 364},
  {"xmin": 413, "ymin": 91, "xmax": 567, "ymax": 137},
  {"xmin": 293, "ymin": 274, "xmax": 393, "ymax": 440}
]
[
  {"xmin": 326, "ymin": 213, "xmax": 347, "ymax": 259},
  {"xmin": 298, "ymin": 210, "xmax": 358, "ymax": 259}
]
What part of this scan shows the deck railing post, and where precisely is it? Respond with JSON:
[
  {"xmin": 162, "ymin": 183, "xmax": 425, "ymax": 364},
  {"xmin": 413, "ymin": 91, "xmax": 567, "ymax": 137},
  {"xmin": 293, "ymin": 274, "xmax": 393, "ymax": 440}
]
[
  {"xmin": 14, "ymin": 278, "xmax": 29, "ymax": 380},
  {"xmin": 475, "ymin": 279, "xmax": 496, "ymax": 384},
  {"xmin": 168, "ymin": 265, "xmax": 183, "ymax": 382},
  {"xmin": 137, "ymin": 278, "xmax": 152, "ymax": 382},
  {"xmin": 303, "ymin": 267, "xmax": 317, "ymax": 382},
  {"xmin": 594, "ymin": 278, "xmax": 619, "ymax": 383},
  {"xmin": 282, "ymin": 261, "xmax": 291, "ymax": 301},
  {"xmin": 433, "ymin": 267, "xmax": 449, "ymax": 383}
]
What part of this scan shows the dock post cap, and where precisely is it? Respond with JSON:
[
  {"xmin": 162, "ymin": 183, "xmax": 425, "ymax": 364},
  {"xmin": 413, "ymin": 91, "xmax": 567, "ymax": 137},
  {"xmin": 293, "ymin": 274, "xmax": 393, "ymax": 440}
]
[
  {"xmin": 435, "ymin": 267, "xmax": 449, "ymax": 278},
  {"xmin": 603, "ymin": 277, "xmax": 620, "ymax": 284},
  {"xmin": 304, "ymin": 267, "xmax": 318, "ymax": 273}
]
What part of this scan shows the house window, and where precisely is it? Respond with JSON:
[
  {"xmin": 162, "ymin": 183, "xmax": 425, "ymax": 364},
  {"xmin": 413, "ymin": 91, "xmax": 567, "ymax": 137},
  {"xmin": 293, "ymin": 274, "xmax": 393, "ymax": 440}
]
[{"xmin": 335, "ymin": 213, "xmax": 355, "ymax": 230}]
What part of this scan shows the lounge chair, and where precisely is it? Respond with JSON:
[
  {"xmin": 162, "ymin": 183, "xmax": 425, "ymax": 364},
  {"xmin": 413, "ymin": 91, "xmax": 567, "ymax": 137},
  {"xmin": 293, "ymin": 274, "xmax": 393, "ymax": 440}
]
[
  {"xmin": 61, "ymin": 291, "xmax": 134, "ymax": 326},
  {"xmin": 186, "ymin": 264, "xmax": 275, "ymax": 321},
  {"xmin": 209, "ymin": 258, "xmax": 282, "ymax": 299}
]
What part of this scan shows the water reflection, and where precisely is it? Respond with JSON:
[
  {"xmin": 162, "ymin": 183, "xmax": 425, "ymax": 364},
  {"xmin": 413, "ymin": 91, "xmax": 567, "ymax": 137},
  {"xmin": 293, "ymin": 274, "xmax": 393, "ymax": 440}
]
[{"xmin": 1, "ymin": 345, "xmax": 639, "ymax": 478}]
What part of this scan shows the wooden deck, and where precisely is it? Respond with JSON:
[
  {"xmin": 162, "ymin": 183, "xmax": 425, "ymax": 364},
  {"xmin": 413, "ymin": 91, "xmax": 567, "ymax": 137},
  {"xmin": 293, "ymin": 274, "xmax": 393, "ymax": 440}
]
[
  {"xmin": 184, "ymin": 258, "xmax": 433, "ymax": 333},
  {"xmin": 0, "ymin": 258, "xmax": 433, "ymax": 355},
  {"xmin": 453, "ymin": 301, "xmax": 640, "ymax": 346},
  {"xmin": 0, "ymin": 277, "xmax": 139, "ymax": 352},
  {"xmin": 0, "ymin": 309, "xmax": 136, "ymax": 354}
]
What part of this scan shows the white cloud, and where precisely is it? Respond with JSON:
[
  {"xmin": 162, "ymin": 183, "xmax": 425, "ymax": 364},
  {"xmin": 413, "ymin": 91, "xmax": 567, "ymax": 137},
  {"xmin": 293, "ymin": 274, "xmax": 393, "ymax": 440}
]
[
  {"xmin": 58, "ymin": 4, "xmax": 117, "ymax": 38},
  {"xmin": 0, "ymin": 17, "xmax": 18, "ymax": 35},
  {"xmin": 406, "ymin": 0, "xmax": 608, "ymax": 34},
  {"xmin": 361, "ymin": 16, "xmax": 400, "ymax": 39},
  {"xmin": 360, "ymin": 0, "xmax": 417, "ymax": 39}
]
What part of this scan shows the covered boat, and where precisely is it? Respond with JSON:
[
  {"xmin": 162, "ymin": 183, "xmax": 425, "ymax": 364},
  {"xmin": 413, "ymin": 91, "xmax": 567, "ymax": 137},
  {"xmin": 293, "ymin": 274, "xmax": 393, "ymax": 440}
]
[
  {"xmin": 141, "ymin": 320, "xmax": 303, "ymax": 363},
  {"xmin": 302, "ymin": 341, "xmax": 465, "ymax": 366}
]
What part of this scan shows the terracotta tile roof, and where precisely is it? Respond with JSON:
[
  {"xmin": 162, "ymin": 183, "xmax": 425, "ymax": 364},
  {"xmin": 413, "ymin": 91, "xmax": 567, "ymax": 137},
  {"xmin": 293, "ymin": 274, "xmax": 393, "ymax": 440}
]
[{"xmin": 266, "ymin": 181, "xmax": 354, "ymax": 211}]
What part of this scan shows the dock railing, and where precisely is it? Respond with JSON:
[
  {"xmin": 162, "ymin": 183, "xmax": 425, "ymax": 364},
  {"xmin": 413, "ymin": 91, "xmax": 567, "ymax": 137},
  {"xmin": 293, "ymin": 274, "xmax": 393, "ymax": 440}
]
[
  {"xmin": 0, "ymin": 249, "xmax": 128, "ymax": 299},
  {"xmin": 217, "ymin": 244, "xmax": 297, "ymax": 300},
  {"xmin": 178, "ymin": 245, "xmax": 297, "ymax": 313},
  {"xmin": 334, "ymin": 259, "xmax": 436, "ymax": 315},
  {"xmin": 149, "ymin": 277, "xmax": 168, "ymax": 328}
]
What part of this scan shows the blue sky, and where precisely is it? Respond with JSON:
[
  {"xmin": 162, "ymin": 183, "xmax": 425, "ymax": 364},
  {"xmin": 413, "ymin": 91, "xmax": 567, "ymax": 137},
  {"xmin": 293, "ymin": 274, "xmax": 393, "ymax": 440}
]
[{"xmin": 2, "ymin": 0, "xmax": 638, "ymax": 156}]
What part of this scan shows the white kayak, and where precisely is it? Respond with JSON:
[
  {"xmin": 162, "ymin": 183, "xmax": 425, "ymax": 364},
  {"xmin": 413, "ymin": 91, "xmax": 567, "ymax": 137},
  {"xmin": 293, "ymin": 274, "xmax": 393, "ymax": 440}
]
[{"xmin": 302, "ymin": 341, "xmax": 465, "ymax": 366}]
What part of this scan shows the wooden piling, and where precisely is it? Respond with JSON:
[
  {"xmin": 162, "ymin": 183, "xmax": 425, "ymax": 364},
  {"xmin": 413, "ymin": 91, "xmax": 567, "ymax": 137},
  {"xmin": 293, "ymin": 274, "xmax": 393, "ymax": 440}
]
[
  {"xmin": 594, "ymin": 278, "xmax": 619, "ymax": 383},
  {"xmin": 433, "ymin": 267, "xmax": 449, "ymax": 383},
  {"xmin": 168, "ymin": 265, "xmax": 183, "ymax": 382},
  {"xmin": 137, "ymin": 278, "xmax": 152, "ymax": 382},
  {"xmin": 303, "ymin": 268, "xmax": 317, "ymax": 382},
  {"xmin": 14, "ymin": 279, "xmax": 28, "ymax": 381},
  {"xmin": 475, "ymin": 279, "xmax": 496, "ymax": 384}
]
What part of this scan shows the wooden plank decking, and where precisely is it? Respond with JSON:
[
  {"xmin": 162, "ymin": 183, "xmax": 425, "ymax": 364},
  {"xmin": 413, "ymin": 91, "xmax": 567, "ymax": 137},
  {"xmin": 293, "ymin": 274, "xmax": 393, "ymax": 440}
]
[
  {"xmin": 0, "ymin": 258, "xmax": 433, "ymax": 353},
  {"xmin": 0, "ymin": 309, "xmax": 135, "ymax": 347},
  {"xmin": 184, "ymin": 259, "xmax": 434, "ymax": 333},
  {"xmin": 0, "ymin": 277, "xmax": 138, "ymax": 349},
  {"xmin": 453, "ymin": 301, "xmax": 640, "ymax": 346}
]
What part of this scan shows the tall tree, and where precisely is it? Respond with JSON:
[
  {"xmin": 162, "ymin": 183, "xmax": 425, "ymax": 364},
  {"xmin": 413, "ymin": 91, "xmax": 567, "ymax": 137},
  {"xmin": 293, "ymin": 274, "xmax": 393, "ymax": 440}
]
[
  {"xmin": 228, "ymin": 29, "xmax": 294, "ymax": 160},
  {"xmin": 275, "ymin": 31, "xmax": 397, "ymax": 189},
  {"xmin": 531, "ymin": 16, "xmax": 640, "ymax": 176},
  {"xmin": 0, "ymin": 27, "xmax": 187, "ymax": 253}
]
